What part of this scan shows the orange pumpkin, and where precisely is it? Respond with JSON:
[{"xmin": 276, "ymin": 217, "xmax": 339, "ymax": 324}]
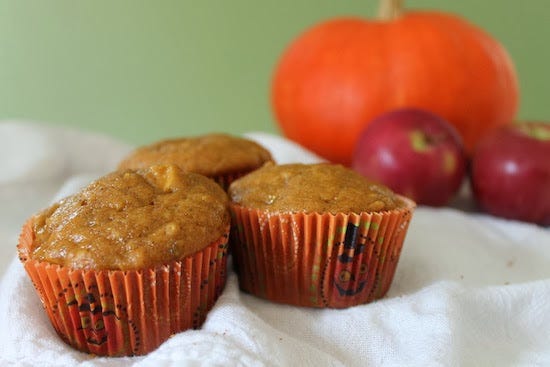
[{"xmin": 271, "ymin": 0, "xmax": 519, "ymax": 165}]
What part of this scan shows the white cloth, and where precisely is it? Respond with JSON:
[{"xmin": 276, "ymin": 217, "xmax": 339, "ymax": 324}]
[{"xmin": 0, "ymin": 121, "xmax": 549, "ymax": 367}]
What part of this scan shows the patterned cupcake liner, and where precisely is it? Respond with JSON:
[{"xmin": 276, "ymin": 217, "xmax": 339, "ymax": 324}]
[
  {"xmin": 17, "ymin": 219, "xmax": 230, "ymax": 357},
  {"xmin": 230, "ymin": 196, "xmax": 415, "ymax": 308}
]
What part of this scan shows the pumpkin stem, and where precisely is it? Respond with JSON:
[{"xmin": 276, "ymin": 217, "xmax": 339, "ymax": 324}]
[{"xmin": 377, "ymin": 0, "xmax": 403, "ymax": 20}]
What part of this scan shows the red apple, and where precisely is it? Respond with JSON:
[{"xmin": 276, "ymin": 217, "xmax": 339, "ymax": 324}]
[
  {"xmin": 352, "ymin": 108, "xmax": 467, "ymax": 206},
  {"xmin": 471, "ymin": 122, "xmax": 550, "ymax": 225}
]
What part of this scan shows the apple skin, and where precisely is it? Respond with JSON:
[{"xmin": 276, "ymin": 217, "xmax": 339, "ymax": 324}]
[
  {"xmin": 352, "ymin": 108, "xmax": 467, "ymax": 206},
  {"xmin": 471, "ymin": 122, "xmax": 550, "ymax": 225}
]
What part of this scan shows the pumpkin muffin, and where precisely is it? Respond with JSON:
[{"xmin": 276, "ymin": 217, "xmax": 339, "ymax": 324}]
[
  {"xmin": 118, "ymin": 133, "xmax": 273, "ymax": 190},
  {"xmin": 18, "ymin": 165, "xmax": 230, "ymax": 356},
  {"xmin": 228, "ymin": 163, "xmax": 415, "ymax": 308}
]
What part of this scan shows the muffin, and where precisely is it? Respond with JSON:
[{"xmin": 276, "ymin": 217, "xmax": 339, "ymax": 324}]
[
  {"xmin": 17, "ymin": 165, "xmax": 230, "ymax": 356},
  {"xmin": 118, "ymin": 133, "xmax": 273, "ymax": 190},
  {"xmin": 228, "ymin": 163, "xmax": 415, "ymax": 308}
]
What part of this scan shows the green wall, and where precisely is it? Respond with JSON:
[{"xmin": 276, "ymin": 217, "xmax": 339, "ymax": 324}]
[{"xmin": 0, "ymin": 0, "xmax": 547, "ymax": 145}]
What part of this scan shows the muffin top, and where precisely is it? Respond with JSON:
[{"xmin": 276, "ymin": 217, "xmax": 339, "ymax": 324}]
[
  {"xmin": 118, "ymin": 133, "xmax": 273, "ymax": 177},
  {"xmin": 29, "ymin": 165, "xmax": 230, "ymax": 270},
  {"xmin": 228, "ymin": 163, "xmax": 403, "ymax": 214}
]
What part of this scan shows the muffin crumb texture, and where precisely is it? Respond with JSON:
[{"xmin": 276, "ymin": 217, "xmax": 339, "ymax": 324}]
[
  {"xmin": 118, "ymin": 133, "xmax": 273, "ymax": 176},
  {"xmin": 229, "ymin": 163, "xmax": 404, "ymax": 214},
  {"xmin": 31, "ymin": 165, "xmax": 229, "ymax": 270}
]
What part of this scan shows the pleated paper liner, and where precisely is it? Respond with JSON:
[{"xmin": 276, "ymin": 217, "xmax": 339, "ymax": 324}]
[
  {"xmin": 17, "ymin": 219, "xmax": 230, "ymax": 357},
  {"xmin": 230, "ymin": 196, "xmax": 415, "ymax": 308}
]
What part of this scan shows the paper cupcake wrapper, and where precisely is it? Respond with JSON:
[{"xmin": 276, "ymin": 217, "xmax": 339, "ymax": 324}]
[
  {"xmin": 17, "ymin": 220, "xmax": 229, "ymax": 357},
  {"xmin": 211, "ymin": 171, "xmax": 251, "ymax": 191},
  {"xmin": 230, "ymin": 196, "xmax": 415, "ymax": 308}
]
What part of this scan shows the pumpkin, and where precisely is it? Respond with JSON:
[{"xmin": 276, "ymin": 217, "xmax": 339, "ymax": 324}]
[{"xmin": 271, "ymin": 0, "xmax": 519, "ymax": 165}]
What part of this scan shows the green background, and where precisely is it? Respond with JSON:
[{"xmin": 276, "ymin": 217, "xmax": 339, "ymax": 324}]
[{"xmin": 0, "ymin": 0, "xmax": 547, "ymax": 146}]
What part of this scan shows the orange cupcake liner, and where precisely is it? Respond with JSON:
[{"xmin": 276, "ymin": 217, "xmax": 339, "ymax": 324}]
[
  {"xmin": 17, "ymin": 219, "xmax": 230, "ymax": 357},
  {"xmin": 230, "ymin": 196, "xmax": 415, "ymax": 308}
]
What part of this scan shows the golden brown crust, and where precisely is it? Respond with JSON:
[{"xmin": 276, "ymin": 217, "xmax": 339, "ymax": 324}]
[
  {"xmin": 30, "ymin": 165, "xmax": 230, "ymax": 270},
  {"xmin": 118, "ymin": 133, "xmax": 273, "ymax": 177},
  {"xmin": 228, "ymin": 163, "xmax": 403, "ymax": 214}
]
